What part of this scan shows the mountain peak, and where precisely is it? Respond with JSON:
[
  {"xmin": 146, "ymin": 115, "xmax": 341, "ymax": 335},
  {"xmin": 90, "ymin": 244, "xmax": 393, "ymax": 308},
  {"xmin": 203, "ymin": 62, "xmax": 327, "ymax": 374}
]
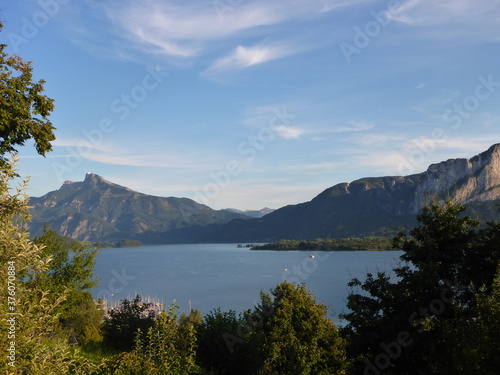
[
  {"xmin": 29, "ymin": 173, "xmax": 250, "ymax": 243},
  {"xmin": 83, "ymin": 173, "xmax": 111, "ymax": 185},
  {"xmin": 485, "ymin": 143, "xmax": 500, "ymax": 158}
]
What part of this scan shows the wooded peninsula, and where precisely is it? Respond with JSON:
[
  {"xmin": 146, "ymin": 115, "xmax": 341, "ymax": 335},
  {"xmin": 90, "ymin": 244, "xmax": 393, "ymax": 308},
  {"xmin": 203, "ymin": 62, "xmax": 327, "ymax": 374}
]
[{"xmin": 250, "ymin": 236, "xmax": 395, "ymax": 251}]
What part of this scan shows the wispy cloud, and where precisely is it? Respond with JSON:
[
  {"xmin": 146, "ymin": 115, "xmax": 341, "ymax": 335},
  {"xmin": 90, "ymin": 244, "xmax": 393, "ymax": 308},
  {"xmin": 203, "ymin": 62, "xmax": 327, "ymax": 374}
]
[
  {"xmin": 321, "ymin": 0, "xmax": 373, "ymax": 13},
  {"xmin": 94, "ymin": 0, "xmax": 329, "ymax": 59},
  {"xmin": 283, "ymin": 161, "xmax": 348, "ymax": 174},
  {"xmin": 392, "ymin": 0, "xmax": 496, "ymax": 25},
  {"xmin": 202, "ymin": 43, "xmax": 302, "ymax": 76},
  {"xmin": 53, "ymin": 139, "xmax": 223, "ymax": 170},
  {"xmin": 240, "ymin": 104, "xmax": 314, "ymax": 141},
  {"xmin": 192, "ymin": 178, "xmax": 330, "ymax": 209},
  {"xmin": 391, "ymin": 0, "xmax": 500, "ymax": 41},
  {"xmin": 272, "ymin": 125, "xmax": 305, "ymax": 140},
  {"xmin": 331, "ymin": 120, "xmax": 375, "ymax": 133},
  {"xmin": 348, "ymin": 133, "xmax": 500, "ymax": 176}
]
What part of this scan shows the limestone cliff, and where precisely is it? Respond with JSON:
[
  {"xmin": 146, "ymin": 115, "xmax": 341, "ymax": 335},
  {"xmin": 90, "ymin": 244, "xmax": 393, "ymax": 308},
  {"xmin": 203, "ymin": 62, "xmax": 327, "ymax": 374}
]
[
  {"xmin": 203, "ymin": 144, "xmax": 500, "ymax": 242},
  {"xmin": 411, "ymin": 143, "xmax": 500, "ymax": 212}
]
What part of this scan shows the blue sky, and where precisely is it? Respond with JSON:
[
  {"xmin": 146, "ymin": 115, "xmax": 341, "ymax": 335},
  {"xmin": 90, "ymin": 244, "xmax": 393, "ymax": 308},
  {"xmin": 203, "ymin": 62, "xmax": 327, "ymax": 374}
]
[{"xmin": 2, "ymin": 0, "xmax": 500, "ymax": 209}]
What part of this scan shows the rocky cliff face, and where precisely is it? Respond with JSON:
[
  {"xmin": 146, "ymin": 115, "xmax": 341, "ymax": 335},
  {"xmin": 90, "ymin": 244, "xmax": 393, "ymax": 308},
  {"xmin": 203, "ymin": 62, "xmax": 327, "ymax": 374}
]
[
  {"xmin": 411, "ymin": 143, "xmax": 500, "ymax": 212},
  {"xmin": 202, "ymin": 144, "xmax": 500, "ymax": 242}
]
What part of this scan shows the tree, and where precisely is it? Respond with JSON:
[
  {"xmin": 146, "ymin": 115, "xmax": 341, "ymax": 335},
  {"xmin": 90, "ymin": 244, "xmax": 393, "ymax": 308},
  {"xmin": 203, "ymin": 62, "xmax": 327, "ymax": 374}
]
[
  {"xmin": 178, "ymin": 308, "xmax": 202, "ymax": 359},
  {"xmin": 434, "ymin": 269, "xmax": 500, "ymax": 375},
  {"xmin": 29, "ymin": 226, "xmax": 102, "ymax": 345},
  {"xmin": 250, "ymin": 281, "xmax": 348, "ymax": 375},
  {"xmin": 0, "ymin": 23, "xmax": 55, "ymax": 168},
  {"xmin": 0, "ymin": 20, "xmax": 98, "ymax": 374},
  {"xmin": 0, "ymin": 159, "xmax": 97, "ymax": 373},
  {"xmin": 342, "ymin": 201, "xmax": 500, "ymax": 374},
  {"xmin": 101, "ymin": 295, "xmax": 156, "ymax": 352},
  {"xmin": 32, "ymin": 226, "xmax": 99, "ymax": 292},
  {"xmin": 100, "ymin": 304, "xmax": 199, "ymax": 375},
  {"xmin": 197, "ymin": 283, "xmax": 348, "ymax": 375},
  {"xmin": 196, "ymin": 308, "xmax": 253, "ymax": 374}
]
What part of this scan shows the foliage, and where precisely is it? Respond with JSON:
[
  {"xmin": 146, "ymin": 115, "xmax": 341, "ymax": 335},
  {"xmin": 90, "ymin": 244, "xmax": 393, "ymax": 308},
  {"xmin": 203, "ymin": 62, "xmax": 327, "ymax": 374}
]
[
  {"xmin": 101, "ymin": 294, "xmax": 156, "ymax": 352},
  {"xmin": 251, "ymin": 236, "xmax": 394, "ymax": 251},
  {"xmin": 197, "ymin": 282, "xmax": 348, "ymax": 375},
  {"xmin": 342, "ymin": 200, "xmax": 500, "ymax": 374},
  {"xmin": 80, "ymin": 241, "xmax": 116, "ymax": 249},
  {"xmin": 0, "ymin": 159, "xmax": 98, "ymax": 374},
  {"xmin": 251, "ymin": 282, "xmax": 349, "ymax": 375},
  {"xmin": 0, "ymin": 23, "xmax": 55, "ymax": 168},
  {"xmin": 99, "ymin": 304, "xmax": 199, "ymax": 375},
  {"xmin": 116, "ymin": 239, "xmax": 144, "ymax": 248},
  {"xmin": 197, "ymin": 308, "xmax": 254, "ymax": 374},
  {"xmin": 30, "ymin": 227, "xmax": 102, "ymax": 345},
  {"xmin": 178, "ymin": 308, "xmax": 202, "ymax": 359},
  {"xmin": 32, "ymin": 226, "xmax": 99, "ymax": 292}
]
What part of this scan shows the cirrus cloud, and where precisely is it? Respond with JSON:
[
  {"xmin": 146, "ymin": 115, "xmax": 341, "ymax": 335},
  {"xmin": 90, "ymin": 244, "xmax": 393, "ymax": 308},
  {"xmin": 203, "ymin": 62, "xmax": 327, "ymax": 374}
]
[{"xmin": 201, "ymin": 43, "xmax": 304, "ymax": 76}]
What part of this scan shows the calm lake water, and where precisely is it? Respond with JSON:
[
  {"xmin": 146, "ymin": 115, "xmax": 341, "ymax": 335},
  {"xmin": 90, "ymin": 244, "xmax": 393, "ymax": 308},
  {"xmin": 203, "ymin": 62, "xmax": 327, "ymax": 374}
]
[{"xmin": 91, "ymin": 243, "xmax": 402, "ymax": 321}]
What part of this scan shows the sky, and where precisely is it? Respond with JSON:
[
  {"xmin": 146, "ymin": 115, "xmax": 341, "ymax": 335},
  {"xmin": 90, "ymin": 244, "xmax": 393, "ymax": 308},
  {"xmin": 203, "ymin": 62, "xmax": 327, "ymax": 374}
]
[{"xmin": 1, "ymin": 0, "xmax": 500, "ymax": 210}]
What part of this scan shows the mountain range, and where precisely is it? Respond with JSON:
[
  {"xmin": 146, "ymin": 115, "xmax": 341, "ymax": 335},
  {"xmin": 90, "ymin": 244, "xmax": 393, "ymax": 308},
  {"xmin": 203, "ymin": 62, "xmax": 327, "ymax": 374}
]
[
  {"xmin": 29, "ymin": 173, "xmax": 249, "ymax": 243},
  {"xmin": 29, "ymin": 144, "xmax": 500, "ymax": 244}
]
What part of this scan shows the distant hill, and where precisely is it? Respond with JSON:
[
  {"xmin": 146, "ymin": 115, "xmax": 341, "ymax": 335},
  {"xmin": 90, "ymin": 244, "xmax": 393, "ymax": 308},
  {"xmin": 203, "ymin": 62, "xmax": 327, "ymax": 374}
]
[
  {"xmin": 29, "ymin": 173, "xmax": 249, "ymax": 244},
  {"xmin": 200, "ymin": 144, "xmax": 500, "ymax": 242},
  {"xmin": 225, "ymin": 207, "xmax": 275, "ymax": 218}
]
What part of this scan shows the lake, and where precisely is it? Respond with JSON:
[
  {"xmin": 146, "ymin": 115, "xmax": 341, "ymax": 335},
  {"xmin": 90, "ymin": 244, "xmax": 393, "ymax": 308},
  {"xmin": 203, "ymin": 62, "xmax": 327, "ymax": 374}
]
[{"xmin": 91, "ymin": 243, "xmax": 402, "ymax": 321}]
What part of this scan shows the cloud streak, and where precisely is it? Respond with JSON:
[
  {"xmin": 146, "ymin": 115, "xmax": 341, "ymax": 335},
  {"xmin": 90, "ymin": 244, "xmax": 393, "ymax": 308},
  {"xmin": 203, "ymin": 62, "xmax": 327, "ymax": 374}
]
[
  {"xmin": 201, "ymin": 43, "xmax": 303, "ymax": 76},
  {"xmin": 53, "ymin": 139, "xmax": 223, "ymax": 170},
  {"xmin": 391, "ymin": 0, "xmax": 500, "ymax": 41},
  {"xmin": 331, "ymin": 120, "xmax": 375, "ymax": 133},
  {"xmin": 99, "ymin": 0, "xmax": 328, "ymax": 59}
]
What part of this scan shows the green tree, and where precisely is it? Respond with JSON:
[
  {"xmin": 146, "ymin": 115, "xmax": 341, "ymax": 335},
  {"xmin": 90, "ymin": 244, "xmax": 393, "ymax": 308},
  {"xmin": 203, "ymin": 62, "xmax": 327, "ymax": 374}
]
[
  {"xmin": 100, "ymin": 304, "xmax": 199, "ymax": 375},
  {"xmin": 197, "ymin": 283, "xmax": 348, "ymax": 375},
  {"xmin": 0, "ymin": 23, "xmax": 55, "ymax": 168},
  {"xmin": 0, "ymin": 159, "xmax": 97, "ymax": 374},
  {"xmin": 342, "ymin": 201, "xmax": 500, "ymax": 374},
  {"xmin": 101, "ymin": 294, "xmax": 156, "ymax": 352},
  {"xmin": 196, "ymin": 308, "xmax": 252, "ymax": 374},
  {"xmin": 178, "ymin": 308, "xmax": 202, "ymax": 360},
  {"xmin": 28, "ymin": 226, "xmax": 102, "ymax": 345},
  {"xmin": 32, "ymin": 226, "xmax": 99, "ymax": 292},
  {"xmin": 251, "ymin": 281, "xmax": 348, "ymax": 375},
  {"xmin": 0, "ymin": 19, "xmax": 98, "ymax": 374}
]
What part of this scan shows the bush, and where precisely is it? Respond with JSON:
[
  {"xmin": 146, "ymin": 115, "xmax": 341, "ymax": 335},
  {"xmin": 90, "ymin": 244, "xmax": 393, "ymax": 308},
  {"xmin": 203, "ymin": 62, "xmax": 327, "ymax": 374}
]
[{"xmin": 101, "ymin": 295, "xmax": 155, "ymax": 351}]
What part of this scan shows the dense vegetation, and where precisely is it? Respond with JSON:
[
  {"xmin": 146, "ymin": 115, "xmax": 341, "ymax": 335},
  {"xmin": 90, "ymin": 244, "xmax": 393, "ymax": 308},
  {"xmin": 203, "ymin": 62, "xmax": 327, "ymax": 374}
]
[
  {"xmin": 0, "ymin": 21, "xmax": 499, "ymax": 374},
  {"xmin": 251, "ymin": 236, "xmax": 394, "ymax": 251},
  {"xmin": 81, "ymin": 240, "xmax": 145, "ymax": 249},
  {"xmin": 342, "ymin": 200, "xmax": 500, "ymax": 374}
]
